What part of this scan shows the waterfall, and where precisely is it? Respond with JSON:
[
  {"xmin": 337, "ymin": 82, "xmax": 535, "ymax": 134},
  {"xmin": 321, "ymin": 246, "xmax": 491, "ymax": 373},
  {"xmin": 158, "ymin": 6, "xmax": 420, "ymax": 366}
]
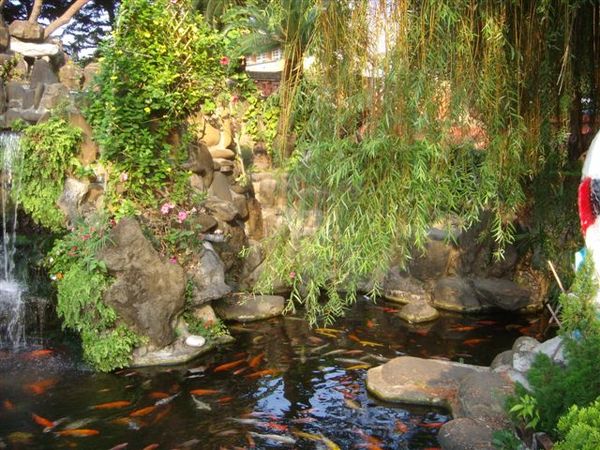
[{"xmin": 0, "ymin": 132, "xmax": 26, "ymax": 349}]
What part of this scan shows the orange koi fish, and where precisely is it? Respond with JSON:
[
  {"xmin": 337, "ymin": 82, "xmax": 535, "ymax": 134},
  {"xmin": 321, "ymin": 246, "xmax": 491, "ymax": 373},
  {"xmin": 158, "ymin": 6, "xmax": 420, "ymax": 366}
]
[
  {"xmin": 55, "ymin": 429, "xmax": 100, "ymax": 437},
  {"xmin": 129, "ymin": 406, "xmax": 156, "ymax": 417},
  {"xmin": 150, "ymin": 405, "xmax": 172, "ymax": 425},
  {"xmin": 233, "ymin": 367, "xmax": 249, "ymax": 376},
  {"xmin": 23, "ymin": 349, "xmax": 53, "ymax": 359},
  {"xmin": 248, "ymin": 352, "xmax": 265, "ymax": 369},
  {"xmin": 420, "ymin": 422, "xmax": 445, "ymax": 429},
  {"xmin": 463, "ymin": 338, "xmax": 487, "ymax": 346},
  {"xmin": 3, "ymin": 399, "xmax": 15, "ymax": 410},
  {"xmin": 216, "ymin": 396, "xmax": 234, "ymax": 404},
  {"xmin": 24, "ymin": 378, "xmax": 57, "ymax": 395},
  {"xmin": 91, "ymin": 400, "xmax": 132, "ymax": 410},
  {"xmin": 142, "ymin": 445, "xmax": 160, "ymax": 450},
  {"xmin": 245, "ymin": 369, "xmax": 277, "ymax": 379},
  {"xmin": 395, "ymin": 421, "xmax": 409, "ymax": 433},
  {"xmin": 213, "ymin": 359, "xmax": 245, "ymax": 372},
  {"xmin": 189, "ymin": 389, "xmax": 221, "ymax": 396},
  {"xmin": 449, "ymin": 325, "xmax": 476, "ymax": 332},
  {"xmin": 148, "ymin": 392, "xmax": 169, "ymax": 400},
  {"xmin": 32, "ymin": 413, "xmax": 54, "ymax": 428}
]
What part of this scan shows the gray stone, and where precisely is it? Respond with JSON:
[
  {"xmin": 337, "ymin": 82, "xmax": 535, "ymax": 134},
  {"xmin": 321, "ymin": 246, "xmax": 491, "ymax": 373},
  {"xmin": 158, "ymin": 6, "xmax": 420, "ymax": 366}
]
[
  {"xmin": 209, "ymin": 147, "xmax": 235, "ymax": 159},
  {"xmin": 21, "ymin": 87, "xmax": 35, "ymax": 109},
  {"xmin": 9, "ymin": 37, "xmax": 60, "ymax": 57},
  {"xmin": 505, "ymin": 368, "xmax": 532, "ymax": 391},
  {"xmin": 189, "ymin": 304, "xmax": 219, "ymax": 325},
  {"xmin": 214, "ymin": 294, "xmax": 285, "ymax": 322},
  {"xmin": 0, "ymin": 81, "xmax": 5, "ymax": 114},
  {"xmin": 473, "ymin": 277, "xmax": 531, "ymax": 311},
  {"xmin": 6, "ymin": 81, "xmax": 24, "ymax": 109},
  {"xmin": 457, "ymin": 371, "xmax": 513, "ymax": 427},
  {"xmin": 231, "ymin": 191, "xmax": 249, "ymax": 220},
  {"xmin": 182, "ymin": 141, "xmax": 213, "ymax": 187},
  {"xmin": 490, "ymin": 350, "xmax": 514, "ymax": 370},
  {"xmin": 409, "ymin": 238, "xmax": 454, "ymax": 281},
  {"xmin": 194, "ymin": 213, "xmax": 218, "ymax": 233},
  {"xmin": 68, "ymin": 112, "xmax": 98, "ymax": 165},
  {"xmin": 8, "ymin": 20, "xmax": 44, "ymax": 41},
  {"xmin": 534, "ymin": 336, "xmax": 565, "ymax": 364},
  {"xmin": 3, "ymin": 108, "xmax": 22, "ymax": 127},
  {"xmin": 203, "ymin": 196, "xmax": 238, "ymax": 222},
  {"xmin": 397, "ymin": 302, "xmax": 439, "ymax": 324},
  {"xmin": 366, "ymin": 356, "xmax": 488, "ymax": 409},
  {"xmin": 433, "ymin": 277, "xmax": 482, "ymax": 312},
  {"xmin": 57, "ymin": 177, "xmax": 88, "ymax": 225},
  {"xmin": 255, "ymin": 178, "xmax": 280, "ymax": 208},
  {"xmin": 19, "ymin": 108, "xmax": 45, "ymax": 124},
  {"xmin": 208, "ymin": 172, "xmax": 232, "ymax": 202},
  {"xmin": 512, "ymin": 336, "xmax": 540, "ymax": 353},
  {"xmin": 30, "ymin": 59, "xmax": 58, "ymax": 89},
  {"xmin": 512, "ymin": 351, "xmax": 536, "ymax": 373},
  {"xmin": 38, "ymin": 83, "xmax": 69, "ymax": 110},
  {"xmin": 99, "ymin": 218, "xmax": 186, "ymax": 347},
  {"xmin": 383, "ymin": 269, "xmax": 429, "ymax": 304},
  {"xmin": 437, "ymin": 418, "xmax": 495, "ymax": 450},
  {"xmin": 188, "ymin": 242, "xmax": 231, "ymax": 305}
]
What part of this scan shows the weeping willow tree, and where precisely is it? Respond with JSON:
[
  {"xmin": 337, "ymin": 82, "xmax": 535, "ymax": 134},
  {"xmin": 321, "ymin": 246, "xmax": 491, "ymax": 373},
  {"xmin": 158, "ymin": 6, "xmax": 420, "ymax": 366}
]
[{"xmin": 253, "ymin": 0, "xmax": 600, "ymax": 325}]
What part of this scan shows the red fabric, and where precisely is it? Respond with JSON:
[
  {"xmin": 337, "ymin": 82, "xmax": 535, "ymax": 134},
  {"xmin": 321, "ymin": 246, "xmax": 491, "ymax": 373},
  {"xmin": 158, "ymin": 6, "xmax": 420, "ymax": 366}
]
[{"xmin": 579, "ymin": 177, "xmax": 595, "ymax": 235}]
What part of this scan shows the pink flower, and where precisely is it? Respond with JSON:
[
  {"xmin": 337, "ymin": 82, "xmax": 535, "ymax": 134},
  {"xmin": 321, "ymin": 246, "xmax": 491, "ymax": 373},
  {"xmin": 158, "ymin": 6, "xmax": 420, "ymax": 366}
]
[
  {"xmin": 161, "ymin": 202, "xmax": 175, "ymax": 215},
  {"xmin": 177, "ymin": 210, "xmax": 188, "ymax": 223},
  {"xmin": 289, "ymin": 271, "xmax": 296, "ymax": 279},
  {"xmin": 220, "ymin": 56, "xmax": 230, "ymax": 66},
  {"xmin": 169, "ymin": 257, "xmax": 178, "ymax": 264},
  {"xmin": 119, "ymin": 172, "xmax": 128, "ymax": 182},
  {"xmin": 231, "ymin": 94, "xmax": 239, "ymax": 104}
]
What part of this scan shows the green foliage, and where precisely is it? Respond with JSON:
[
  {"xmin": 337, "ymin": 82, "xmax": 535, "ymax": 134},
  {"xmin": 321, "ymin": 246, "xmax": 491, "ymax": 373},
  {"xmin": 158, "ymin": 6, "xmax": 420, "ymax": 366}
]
[
  {"xmin": 492, "ymin": 430, "xmax": 526, "ymax": 450},
  {"xmin": 555, "ymin": 397, "xmax": 600, "ymax": 450},
  {"xmin": 509, "ymin": 393, "xmax": 541, "ymax": 430},
  {"xmin": 17, "ymin": 115, "xmax": 82, "ymax": 231},
  {"xmin": 47, "ymin": 218, "xmax": 142, "ymax": 371},
  {"xmin": 84, "ymin": 0, "xmax": 226, "ymax": 208},
  {"xmin": 183, "ymin": 312, "xmax": 231, "ymax": 342},
  {"xmin": 242, "ymin": 90, "xmax": 280, "ymax": 156}
]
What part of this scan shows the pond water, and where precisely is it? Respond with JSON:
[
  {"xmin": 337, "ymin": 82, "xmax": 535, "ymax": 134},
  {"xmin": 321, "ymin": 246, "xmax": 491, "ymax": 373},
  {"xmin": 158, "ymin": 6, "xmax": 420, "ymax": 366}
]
[{"xmin": 0, "ymin": 297, "xmax": 541, "ymax": 450}]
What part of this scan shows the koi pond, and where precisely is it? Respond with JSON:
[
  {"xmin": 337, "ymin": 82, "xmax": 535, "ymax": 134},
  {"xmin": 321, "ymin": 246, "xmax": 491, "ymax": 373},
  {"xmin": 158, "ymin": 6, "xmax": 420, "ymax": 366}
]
[{"xmin": 0, "ymin": 297, "xmax": 539, "ymax": 450}]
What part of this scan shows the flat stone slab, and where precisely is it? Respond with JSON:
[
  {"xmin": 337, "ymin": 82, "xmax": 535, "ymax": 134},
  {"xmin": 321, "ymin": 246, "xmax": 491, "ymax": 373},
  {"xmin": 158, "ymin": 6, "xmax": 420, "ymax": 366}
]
[
  {"xmin": 397, "ymin": 302, "xmax": 439, "ymax": 324},
  {"xmin": 366, "ymin": 356, "xmax": 488, "ymax": 410},
  {"xmin": 131, "ymin": 335, "xmax": 234, "ymax": 367},
  {"xmin": 438, "ymin": 418, "xmax": 495, "ymax": 450},
  {"xmin": 214, "ymin": 294, "xmax": 285, "ymax": 322}
]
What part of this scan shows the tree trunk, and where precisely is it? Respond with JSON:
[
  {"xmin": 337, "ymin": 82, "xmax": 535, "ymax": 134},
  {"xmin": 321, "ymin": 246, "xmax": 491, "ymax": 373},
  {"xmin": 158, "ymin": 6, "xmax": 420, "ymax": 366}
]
[
  {"xmin": 28, "ymin": 0, "xmax": 44, "ymax": 23},
  {"xmin": 277, "ymin": 44, "xmax": 304, "ymax": 160},
  {"xmin": 43, "ymin": 0, "xmax": 91, "ymax": 38}
]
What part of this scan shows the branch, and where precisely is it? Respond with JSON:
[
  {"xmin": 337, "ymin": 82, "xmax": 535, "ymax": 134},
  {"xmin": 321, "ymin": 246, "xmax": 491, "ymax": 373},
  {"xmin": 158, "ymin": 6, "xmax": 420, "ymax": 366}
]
[
  {"xmin": 29, "ymin": 0, "xmax": 44, "ymax": 23},
  {"xmin": 43, "ymin": 0, "xmax": 91, "ymax": 39}
]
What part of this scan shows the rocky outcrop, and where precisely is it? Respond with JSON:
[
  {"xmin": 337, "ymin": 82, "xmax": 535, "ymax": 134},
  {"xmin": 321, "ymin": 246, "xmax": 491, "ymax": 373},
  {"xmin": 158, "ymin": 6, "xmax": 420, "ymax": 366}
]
[
  {"xmin": 99, "ymin": 218, "xmax": 186, "ymax": 348},
  {"xmin": 214, "ymin": 293, "xmax": 285, "ymax": 322},
  {"xmin": 187, "ymin": 242, "xmax": 231, "ymax": 306},
  {"xmin": 0, "ymin": 19, "xmax": 9, "ymax": 51},
  {"xmin": 8, "ymin": 21, "xmax": 44, "ymax": 42}
]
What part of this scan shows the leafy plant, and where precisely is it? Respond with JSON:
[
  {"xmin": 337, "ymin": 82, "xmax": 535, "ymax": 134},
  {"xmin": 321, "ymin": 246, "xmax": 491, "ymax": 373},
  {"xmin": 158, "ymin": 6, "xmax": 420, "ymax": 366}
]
[
  {"xmin": 509, "ymin": 393, "xmax": 541, "ymax": 430},
  {"xmin": 183, "ymin": 312, "xmax": 230, "ymax": 342},
  {"xmin": 492, "ymin": 430, "xmax": 526, "ymax": 450},
  {"xmin": 555, "ymin": 397, "xmax": 600, "ymax": 450},
  {"xmin": 16, "ymin": 115, "xmax": 82, "ymax": 231}
]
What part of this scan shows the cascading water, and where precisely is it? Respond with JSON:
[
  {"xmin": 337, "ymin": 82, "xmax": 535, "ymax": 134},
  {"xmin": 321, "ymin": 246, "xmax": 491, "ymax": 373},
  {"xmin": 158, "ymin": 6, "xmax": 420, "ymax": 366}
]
[{"xmin": 0, "ymin": 132, "xmax": 26, "ymax": 349}]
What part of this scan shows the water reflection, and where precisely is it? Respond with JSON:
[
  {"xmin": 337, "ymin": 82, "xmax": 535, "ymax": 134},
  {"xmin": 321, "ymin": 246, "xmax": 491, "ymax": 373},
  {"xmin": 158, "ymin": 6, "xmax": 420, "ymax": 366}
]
[{"xmin": 0, "ymin": 297, "xmax": 538, "ymax": 449}]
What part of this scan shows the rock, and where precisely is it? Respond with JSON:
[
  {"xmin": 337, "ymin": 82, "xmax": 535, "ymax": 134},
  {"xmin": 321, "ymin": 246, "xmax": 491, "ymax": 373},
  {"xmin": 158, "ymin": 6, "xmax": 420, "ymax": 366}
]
[
  {"xmin": 534, "ymin": 336, "xmax": 565, "ymax": 364},
  {"xmin": 30, "ymin": 59, "xmax": 58, "ymax": 89},
  {"xmin": 397, "ymin": 302, "xmax": 439, "ymax": 324},
  {"xmin": 188, "ymin": 113, "xmax": 221, "ymax": 147},
  {"xmin": 99, "ymin": 218, "xmax": 186, "ymax": 347},
  {"xmin": 0, "ymin": 81, "xmax": 5, "ymax": 114},
  {"xmin": 209, "ymin": 147, "xmax": 235, "ymax": 159},
  {"xmin": 212, "ymin": 222, "xmax": 247, "ymax": 271},
  {"xmin": 457, "ymin": 371, "xmax": 513, "ymax": 427},
  {"xmin": 188, "ymin": 242, "xmax": 231, "ymax": 305},
  {"xmin": 490, "ymin": 350, "xmax": 514, "ymax": 370},
  {"xmin": 182, "ymin": 141, "xmax": 213, "ymax": 185},
  {"xmin": 57, "ymin": 177, "xmax": 89, "ymax": 225},
  {"xmin": 190, "ymin": 173, "xmax": 206, "ymax": 191},
  {"xmin": 512, "ymin": 336, "xmax": 540, "ymax": 353},
  {"xmin": 6, "ymin": 81, "xmax": 24, "ymax": 109},
  {"xmin": 20, "ymin": 108, "xmax": 45, "ymax": 123},
  {"xmin": 203, "ymin": 196, "xmax": 238, "ymax": 222},
  {"xmin": 231, "ymin": 191, "xmax": 249, "ymax": 220},
  {"xmin": 512, "ymin": 350, "xmax": 536, "ymax": 373},
  {"xmin": 82, "ymin": 61, "xmax": 100, "ymax": 88},
  {"xmin": 214, "ymin": 294, "xmax": 285, "ymax": 322},
  {"xmin": 437, "ymin": 418, "xmax": 495, "ymax": 450},
  {"xmin": 185, "ymin": 335, "xmax": 206, "ymax": 347},
  {"xmin": 0, "ymin": 20, "xmax": 9, "ymax": 51},
  {"xmin": 366, "ymin": 356, "xmax": 488, "ymax": 409},
  {"xmin": 194, "ymin": 213, "xmax": 218, "ymax": 233},
  {"xmin": 245, "ymin": 197, "xmax": 264, "ymax": 241},
  {"xmin": 505, "ymin": 368, "xmax": 532, "ymax": 391},
  {"xmin": 38, "ymin": 83, "xmax": 69, "ymax": 110},
  {"xmin": 433, "ymin": 277, "xmax": 482, "ymax": 312},
  {"xmin": 409, "ymin": 238, "xmax": 454, "ymax": 281},
  {"xmin": 58, "ymin": 60, "xmax": 83, "ymax": 90},
  {"xmin": 383, "ymin": 270, "xmax": 429, "ymax": 304},
  {"xmin": 215, "ymin": 158, "xmax": 234, "ymax": 173},
  {"xmin": 68, "ymin": 112, "xmax": 98, "ymax": 165},
  {"xmin": 8, "ymin": 20, "xmax": 44, "ymax": 42},
  {"xmin": 189, "ymin": 304, "xmax": 219, "ymax": 324},
  {"xmin": 130, "ymin": 334, "xmax": 233, "ymax": 367},
  {"xmin": 254, "ymin": 177, "xmax": 280, "ymax": 208},
  {"xmin": 9, "ymin": 37, "xmax": 60, "ymax": 57},
  {"xmin": 208, "ymin": 172, "xmax": 233, "ymax": 202},
  {"xmin": 472, "ymin": 277, "xmax": 531, "ymax": 311},
  {"xmin": 2, "ymin": 108, "xmax": 23, "ymax": 127}
]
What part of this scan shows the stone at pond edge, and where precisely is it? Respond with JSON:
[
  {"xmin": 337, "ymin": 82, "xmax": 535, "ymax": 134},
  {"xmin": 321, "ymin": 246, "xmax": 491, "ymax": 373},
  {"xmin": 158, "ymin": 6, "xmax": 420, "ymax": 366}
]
[
  {"xmin": 99, "ymin": 218, "xmax": 185, "ymax": 347},
  {"xmin": 397, "ymin": 302, "xmax": 439, "ymax": 324},
  {"xmin": 472, "ymin": 277, "xmax": 531, "ymax": 311},
  {"xmin": 214, "ymin": 294, "xmax": 285, "ymax": 322},
  {"xmin": 437, "ymin": 418, "xmax": 495, "ymax": 450},
  {"xmin": 433, "ymin": 277, "xmax": 482, "ymax": 312},
  {"xmin": 383, "ymin": 269, "xmax": 430, "ymax": 304},
  {"xmin": 457, "ymin": 371, "xmax": 513, "ymax": 428},
  {"xmin": 188, "ymin": 242, "xmax": 231, "ymax": 305},
  {"xmin": 185, "ymin": 335, "xmax": 206, "ymax": 347},
  {"xmin": 490, "ymin": 349, "xmax": 514, "ymax": 370}
]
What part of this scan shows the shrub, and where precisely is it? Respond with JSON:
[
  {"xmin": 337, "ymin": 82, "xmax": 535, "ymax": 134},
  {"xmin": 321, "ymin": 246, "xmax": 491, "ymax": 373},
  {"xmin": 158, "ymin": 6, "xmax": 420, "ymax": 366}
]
[{"xmin": 555, "ymin": 398, "xmax": 600, "ymax": 450}]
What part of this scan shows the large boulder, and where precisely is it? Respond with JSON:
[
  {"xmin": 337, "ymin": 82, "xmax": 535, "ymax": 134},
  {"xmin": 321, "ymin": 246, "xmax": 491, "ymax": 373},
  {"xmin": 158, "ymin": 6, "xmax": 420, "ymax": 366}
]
[
  {"xmin": 0, "ymin": 19, "xmax": 9, "ymax": 51},
  {"xmin": 397, "ymin": 302, "xmax": 439, "ymax": 324},
  {"xmin": 433, "ymin": 276, "xmax": 482, "ymax": 312},
  {"xmin": 472, "ymin": 277, "xmax": 531, "ymax": 311},
  {"xmin": 437, "ymin": 418, "xmax": 495, "ymax": 450},
  {"xmin": 68, "ymin": 112, "xmax": 98, "ymax": 165},
  {"xmin": 57, "ymin": 177, "xmax": 89, "ymax": 225},
  {"xmin": 182, "ymin": 141, "xmax": 214, "ymax": 188},
  {"xmin": 30, "ymin": 59, "xmax": 58, "ymax": 89},
  {"xmin": 188, "ymin": 242, "xmax": 231, "ymax": 306},
  {"xmin": 214, "ymin": 294, "xmax": 285, "ymax": 322},
  {"xmin": 8, "ymin": 20, "xmax": 44, "ymax": 41},
  {"xmin": 409, "ymin": 236, "xmax": 455, "ymax": 281},
  {"xmin": 58, "ymin": 60, "xmax": 83, "ymax": 90},
  {"xmin": 99, "ymin": 218, "xmax": 185, "ymax": 348},
  {"xmin": 9, "ymin": 38, "xmax": 60, "ymax": 57},
  {"xmin": 383, "ymin": 269, "xmax": 430, "ymax": 304},
  {"xmin": 38, "ymin": 83, "xmax": 69, "ymax": 110}
]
